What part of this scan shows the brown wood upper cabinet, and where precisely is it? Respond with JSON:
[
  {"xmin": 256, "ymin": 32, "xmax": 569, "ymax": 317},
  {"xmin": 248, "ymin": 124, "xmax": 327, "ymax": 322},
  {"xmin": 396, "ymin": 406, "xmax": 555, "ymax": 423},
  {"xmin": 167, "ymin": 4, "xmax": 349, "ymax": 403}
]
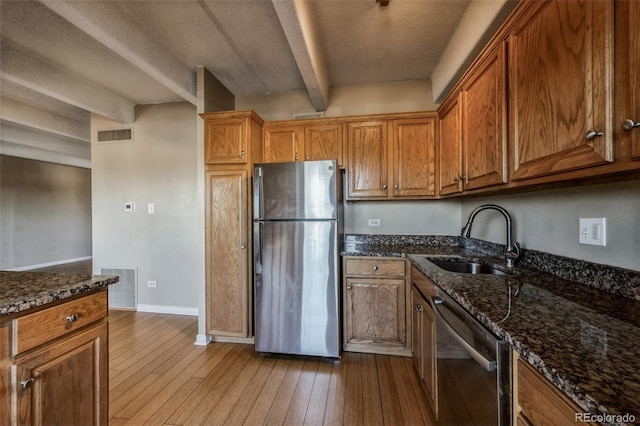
[
  {"xmin": 263, "ymin": 121, "xmax": 344, "ymax": 166},
  {"xmin": 347, "ymin": 113, "xmax": 437, "ymax": 200},
  {"xmin": 439, "ymin": 45, "xmax": 508, "ymax": 195},
  {"xmin": 204, "ymin": 117, "xmax": 249, "ymax": 165},
  {"xmin": 508, "ymin": 0, "xmax": 614, "ymax": 181},
  {"xmin": 617, "ymin": 1, "xmax": 640, "ymax": 162}
]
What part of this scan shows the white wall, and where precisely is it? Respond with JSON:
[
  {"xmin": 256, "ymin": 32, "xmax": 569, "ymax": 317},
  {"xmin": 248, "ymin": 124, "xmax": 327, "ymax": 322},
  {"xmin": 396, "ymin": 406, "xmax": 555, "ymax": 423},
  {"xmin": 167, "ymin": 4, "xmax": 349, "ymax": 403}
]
[
  {"xmin": 0, "ymin": 155, "xmax": 92, "ymax": 269},
  {"xmin": 91, "ymin": 102, "xmax": 201, "ymax": 311},
  {"xmin": 237, "ymin": 80, "xmax": 439, "ymax": 121},
  {"xmin": 461, "ymin": 180, "xmax": 640, "ymax": 271}
]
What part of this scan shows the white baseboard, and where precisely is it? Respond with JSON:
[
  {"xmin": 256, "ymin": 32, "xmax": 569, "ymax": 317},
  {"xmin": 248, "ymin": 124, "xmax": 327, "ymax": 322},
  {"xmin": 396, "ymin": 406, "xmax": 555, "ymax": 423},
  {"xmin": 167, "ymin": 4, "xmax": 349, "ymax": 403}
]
[
  {"xmin": 136, "ymin": 304, "xmax": 198, "ymax": 316},
  {"xmin": 194, "ymin": 334, "xmax": 212, "ymax": 346},
  {"xmin": 6, "ymin": 256, "xmax": 92, "ymax": 271}
]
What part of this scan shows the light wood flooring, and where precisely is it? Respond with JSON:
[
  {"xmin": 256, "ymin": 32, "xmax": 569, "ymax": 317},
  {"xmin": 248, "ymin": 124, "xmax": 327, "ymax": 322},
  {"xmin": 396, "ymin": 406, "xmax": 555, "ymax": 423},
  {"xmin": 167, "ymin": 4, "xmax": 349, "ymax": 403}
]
[{"xmin": 108, "ymin": 310, "xmax": 436, "ymax": 425}]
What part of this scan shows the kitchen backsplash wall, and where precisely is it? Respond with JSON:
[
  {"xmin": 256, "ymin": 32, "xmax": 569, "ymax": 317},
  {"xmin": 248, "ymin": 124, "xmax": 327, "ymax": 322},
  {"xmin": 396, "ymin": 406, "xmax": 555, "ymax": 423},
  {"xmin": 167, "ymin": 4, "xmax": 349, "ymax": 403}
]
[{"xmin": 460, "ymin": 180, "xmax": 640, "ymax": 272}]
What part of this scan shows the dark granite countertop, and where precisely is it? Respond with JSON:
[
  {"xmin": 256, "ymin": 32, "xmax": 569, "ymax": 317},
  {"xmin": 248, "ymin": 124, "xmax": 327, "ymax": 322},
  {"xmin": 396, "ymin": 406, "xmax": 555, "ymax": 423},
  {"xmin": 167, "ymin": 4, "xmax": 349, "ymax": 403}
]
[
  {"xmin": 0, "ymin": 271, "xmax": 119, "ymax": 318},
  {"xmin": 343, "ymin": 236, "xmax": 640, "ymax": 425}
]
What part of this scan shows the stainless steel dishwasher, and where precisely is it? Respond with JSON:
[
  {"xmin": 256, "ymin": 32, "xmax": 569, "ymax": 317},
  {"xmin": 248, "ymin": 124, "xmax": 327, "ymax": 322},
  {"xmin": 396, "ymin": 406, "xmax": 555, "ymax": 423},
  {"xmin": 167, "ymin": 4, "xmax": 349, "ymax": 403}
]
[{"xmin": 431, "ymin": 288, "xmax": 511, "ymax": 425}]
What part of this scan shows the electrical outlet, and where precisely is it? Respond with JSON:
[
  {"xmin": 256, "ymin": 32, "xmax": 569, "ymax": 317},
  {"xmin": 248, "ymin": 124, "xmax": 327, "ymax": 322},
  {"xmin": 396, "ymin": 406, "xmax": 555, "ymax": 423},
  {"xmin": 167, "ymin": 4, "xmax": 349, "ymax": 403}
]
[
  {"xmin": 579, "ymin": 218, "xmax": 606, "ymax": 246},
  {"xmin": 148, "ymin": 203, "xmax": 155, "ymax": 214},
  {"xmin": 147, "ymin": 280, "xmax": 157, "ymax": 288},
  {"xmin": 124, "ymin": 202, "xmax": 135, "ymax": 212},
  {"xmin": 368, "ymin": 218, "xmax": 381, "ymax": 227}
]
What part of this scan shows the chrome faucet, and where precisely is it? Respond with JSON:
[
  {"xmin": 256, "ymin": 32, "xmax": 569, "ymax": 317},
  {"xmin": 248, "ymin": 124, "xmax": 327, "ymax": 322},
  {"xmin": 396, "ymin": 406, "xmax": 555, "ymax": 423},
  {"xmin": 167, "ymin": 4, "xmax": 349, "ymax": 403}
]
[{"xmin": 461, "ymin": 204, "xmax": 521, "ymax": 268}]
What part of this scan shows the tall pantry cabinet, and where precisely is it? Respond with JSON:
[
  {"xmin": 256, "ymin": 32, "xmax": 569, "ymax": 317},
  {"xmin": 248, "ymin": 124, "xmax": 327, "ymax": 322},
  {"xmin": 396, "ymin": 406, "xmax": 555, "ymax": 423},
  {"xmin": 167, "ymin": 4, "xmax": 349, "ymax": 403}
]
[{"xmin": 201, "ymin": 110, "xmax": 263, "ymax": 339}]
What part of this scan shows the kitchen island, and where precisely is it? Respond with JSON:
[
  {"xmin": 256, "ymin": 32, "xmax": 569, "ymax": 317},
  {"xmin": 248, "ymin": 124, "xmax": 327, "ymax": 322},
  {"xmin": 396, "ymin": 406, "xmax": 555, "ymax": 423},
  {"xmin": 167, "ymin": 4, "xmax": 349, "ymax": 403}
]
[
  {"xmin": 343, "ymin": 234, "xmax": 640, "ymax": 426},
  {"xmin": 0, "ymin": 270, "xmax": 118, "ymax": 425}
]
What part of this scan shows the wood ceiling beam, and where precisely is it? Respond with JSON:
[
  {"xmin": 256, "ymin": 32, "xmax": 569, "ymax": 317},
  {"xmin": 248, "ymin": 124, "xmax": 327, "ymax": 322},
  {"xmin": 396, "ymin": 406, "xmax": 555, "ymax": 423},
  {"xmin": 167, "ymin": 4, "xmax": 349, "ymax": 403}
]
[
  {"xmin": 40, "ymin": 0, "xmax": 197, "ymax": 106},
  {"xmin": 272, "ymin": 0, "xmax": 329, "ymax": 112}
]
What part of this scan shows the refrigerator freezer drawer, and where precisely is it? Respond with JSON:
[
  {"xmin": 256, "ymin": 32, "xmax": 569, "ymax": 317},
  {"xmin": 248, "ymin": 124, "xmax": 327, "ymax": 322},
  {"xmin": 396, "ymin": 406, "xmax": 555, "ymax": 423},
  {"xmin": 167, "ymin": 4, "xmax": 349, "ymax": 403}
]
[{"xmin": 254, "ymin": 220, "xmax": 340, "ymax": 357}]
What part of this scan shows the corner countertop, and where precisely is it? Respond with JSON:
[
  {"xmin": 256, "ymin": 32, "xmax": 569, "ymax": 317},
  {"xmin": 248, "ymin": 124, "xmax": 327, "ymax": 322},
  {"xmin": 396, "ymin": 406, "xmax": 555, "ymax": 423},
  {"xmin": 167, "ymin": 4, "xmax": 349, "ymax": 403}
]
[
  {"xmin": 343, "ymin": 241, "xmax": 640, "ymax": 425},
  {"xmin": 0, "ymin": 271, "xmax": 119, "ymax": 317}
]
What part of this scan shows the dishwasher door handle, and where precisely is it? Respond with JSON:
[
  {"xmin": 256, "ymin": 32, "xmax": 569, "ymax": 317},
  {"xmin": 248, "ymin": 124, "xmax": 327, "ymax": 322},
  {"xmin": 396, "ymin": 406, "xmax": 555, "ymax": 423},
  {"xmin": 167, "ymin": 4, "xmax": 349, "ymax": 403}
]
[{"xmin": 432, "ymin": 298, "xmax": 497, "ymax": 372}]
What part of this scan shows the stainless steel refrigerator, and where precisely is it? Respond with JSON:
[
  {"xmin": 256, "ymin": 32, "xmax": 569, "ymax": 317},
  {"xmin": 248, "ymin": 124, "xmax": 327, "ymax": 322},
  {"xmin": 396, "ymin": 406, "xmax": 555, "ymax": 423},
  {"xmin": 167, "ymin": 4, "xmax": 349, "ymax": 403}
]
[{"xmin": 253, "ymin": 160, "xmax": 341, "ymax": 358}]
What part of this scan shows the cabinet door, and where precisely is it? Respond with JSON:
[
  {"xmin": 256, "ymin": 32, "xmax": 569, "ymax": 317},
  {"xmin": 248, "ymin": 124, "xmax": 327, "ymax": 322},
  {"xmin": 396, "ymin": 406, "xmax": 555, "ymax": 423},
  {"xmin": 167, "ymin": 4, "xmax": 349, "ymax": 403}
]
[
  {"xmin": 509, "ymin": 0, "xmax": 614, "ymax": 181},
  {"xmin": 345, "ymin": 278, "xmax": 405, "ymax": 345},
  {"xmin": 463, "ymin": 44, "xmax": 508, "ymax": 190},
  {"xmin": 304, "ymin": 123, "xmax": 344, "ymax": 166},
  {"xmin": 411, "ymin": 287, "xmax": 424, "ymax": 378},
  {"xmin": 205, "ymin": 169, "xmax": 250, "ymax": 337},
  {"xmin": 204, "ymin": 118, "xmax": 248, "ymax": 165},
  {"xmin": 392, "ymin": 117, "xmax": 436, "ymax": 197},
  {"xmin": 346, "ymin": 121, "xmax": 388, "ymax": 199},
  {"xmin": 624, "ymin": 1, "xmax": 640, "ymax": 160},
  {"xmin": 438, "ymin": 95, "xmax": 463, "ymax": 195},
  {"xmin": 264, "ymin": 125, "xmax": 304, "ymax": 163},
  {"xmin": 10, "ymin": 323, "xmax": 108, "ymax": 426},
  {"xmin": 421, "ymin": 296, "xmax": 437, "ymax": 415}
]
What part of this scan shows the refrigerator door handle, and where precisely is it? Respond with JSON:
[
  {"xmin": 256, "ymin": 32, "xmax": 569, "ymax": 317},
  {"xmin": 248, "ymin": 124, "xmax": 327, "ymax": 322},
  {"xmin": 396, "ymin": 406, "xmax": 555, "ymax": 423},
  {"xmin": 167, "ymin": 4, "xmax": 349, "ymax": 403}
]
[
  {"xmin": 253, "ymin": 165, "xmax": 263, "ymax": 220},
  {"xmin": 253, "ymin": 222, "xmax": 263, "ymax": 276}
]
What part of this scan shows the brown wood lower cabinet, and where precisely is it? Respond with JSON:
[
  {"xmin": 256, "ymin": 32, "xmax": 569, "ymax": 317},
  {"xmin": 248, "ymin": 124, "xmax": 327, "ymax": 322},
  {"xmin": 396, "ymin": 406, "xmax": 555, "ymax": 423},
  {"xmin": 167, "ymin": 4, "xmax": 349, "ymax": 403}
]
[
  {"xmin": 411, "ymin": 282, "xmax": 438, "ymax": 418},
  {"xmin": 515, "ymin": 356, "xmax": 587, "ymax": 426},
  {"xmin": 342, "ymin": 257, "xmax": 411, "ymax": 356},
  {"xmin": 1, "ymin": 290, "xmax": 109, "ymax": 426}
]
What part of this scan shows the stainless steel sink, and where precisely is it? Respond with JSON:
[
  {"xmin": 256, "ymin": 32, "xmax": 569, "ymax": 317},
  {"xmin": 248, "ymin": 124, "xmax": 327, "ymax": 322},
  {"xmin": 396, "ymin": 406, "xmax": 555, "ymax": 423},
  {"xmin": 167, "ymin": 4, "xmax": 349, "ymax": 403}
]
[{"xmin": 431, "ymin": 260, "xmax": 506, "ymax": 275}]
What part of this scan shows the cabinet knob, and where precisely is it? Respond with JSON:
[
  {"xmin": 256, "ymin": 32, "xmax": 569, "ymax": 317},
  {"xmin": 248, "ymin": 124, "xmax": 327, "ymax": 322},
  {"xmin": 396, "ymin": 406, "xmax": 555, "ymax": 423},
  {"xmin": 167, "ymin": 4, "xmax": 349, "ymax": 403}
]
[
  {"xmin": 240, "ymin": 150, "xmax": 246, "ymax": 155},
  {"xmin": 586, "ymin": 129, "xmax": 603, "ymax": 140},
  {"xmin": 346, "ymin": 285, "xmax": 352, "ymax": 291},
  {"xmin": 394, "ymin": 184, "xmax": 399, "ymax": 189},
  {"xmin": 453, "ymin": 177, "xmax": 459, "ymax": 182},
  {"xmin": 305, "ymin": 155, "xmax": 309, "ymax": 160},
  {"xmin": 240, "ymin": 245, "xmax": 246, "ymax": 249},
  {"xmin": 295, "ymin": 154, "xmax": 299, "ymax": 161},
  {"xmin": 21, "ymin": 378, "xmax": 35, "ymax": 389},
  {"xmin": 66, "ymin": 313, "xmax": 79, "ymax": 323},
  {"xmin": 622, "ymin": 119, "xmax": 640, "ymax": 131},
  {"xmin": 460, "ymin": 175, "xmax": 466, "ymax": 181},
  {"xmin": 416, "ymin": 304, "xmax": 423, "ymax": 313},
  {"xmin": 382, "ymin": 184, "xmax": 387, "ymax": 190},
  {"xmin": 373, "ymin": 266, "xmax": 378, "ymax": 271}
]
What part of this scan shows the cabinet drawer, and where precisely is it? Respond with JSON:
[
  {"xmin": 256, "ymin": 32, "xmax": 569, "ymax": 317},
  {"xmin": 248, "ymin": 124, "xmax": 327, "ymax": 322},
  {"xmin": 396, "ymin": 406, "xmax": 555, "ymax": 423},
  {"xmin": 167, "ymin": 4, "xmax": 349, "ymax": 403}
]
[
  {"xmin": 12, "ymin": 291, "xmax": 108, "ymax": 356},
  {"xmin": 345, "ymin": 258, "xmax": 406, "ymax": 277},
  {"xmin": 517, "ymin": 358, "xmax": 586, "ymax": 426}
]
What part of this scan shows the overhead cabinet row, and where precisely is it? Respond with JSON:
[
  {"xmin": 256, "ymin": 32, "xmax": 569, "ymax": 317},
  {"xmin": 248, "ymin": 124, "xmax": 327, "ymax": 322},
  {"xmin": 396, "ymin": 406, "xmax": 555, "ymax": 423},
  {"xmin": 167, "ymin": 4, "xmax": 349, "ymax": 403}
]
[{"xmin": 439, "ymin": 0, "xmax": 639, "ymax": 196}]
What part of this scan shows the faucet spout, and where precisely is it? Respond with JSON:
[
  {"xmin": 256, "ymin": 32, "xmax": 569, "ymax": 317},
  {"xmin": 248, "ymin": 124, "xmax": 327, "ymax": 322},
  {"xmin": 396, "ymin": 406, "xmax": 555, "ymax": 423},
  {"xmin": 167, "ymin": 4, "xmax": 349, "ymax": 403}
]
[{"xmin": 461, "ymin": 204, "xmax": 521, "ymax": 268}]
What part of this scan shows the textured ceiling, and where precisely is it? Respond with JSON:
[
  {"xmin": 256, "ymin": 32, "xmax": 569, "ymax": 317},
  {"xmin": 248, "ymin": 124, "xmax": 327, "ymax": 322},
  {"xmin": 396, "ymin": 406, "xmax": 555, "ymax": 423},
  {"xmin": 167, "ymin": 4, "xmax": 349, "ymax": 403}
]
[{"xmin": 0, "ymin": 0, "xmax": 517, "ymax": 166}]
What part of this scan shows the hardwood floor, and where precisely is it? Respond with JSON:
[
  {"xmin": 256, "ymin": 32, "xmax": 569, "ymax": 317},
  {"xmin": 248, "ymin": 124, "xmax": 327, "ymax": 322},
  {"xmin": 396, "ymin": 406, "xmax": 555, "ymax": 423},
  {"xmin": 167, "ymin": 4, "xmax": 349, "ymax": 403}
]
[{"xmin": 108, "ymin": 310, "xmax": 436, "ymax": 425}]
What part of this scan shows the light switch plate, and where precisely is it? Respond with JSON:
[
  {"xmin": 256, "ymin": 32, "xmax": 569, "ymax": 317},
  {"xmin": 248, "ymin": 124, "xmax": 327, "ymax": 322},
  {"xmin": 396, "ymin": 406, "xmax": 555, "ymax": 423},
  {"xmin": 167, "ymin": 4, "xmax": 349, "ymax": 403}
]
[{"xmin": 579, "ymin": 218, "xmax": 606, "ymax": 246}]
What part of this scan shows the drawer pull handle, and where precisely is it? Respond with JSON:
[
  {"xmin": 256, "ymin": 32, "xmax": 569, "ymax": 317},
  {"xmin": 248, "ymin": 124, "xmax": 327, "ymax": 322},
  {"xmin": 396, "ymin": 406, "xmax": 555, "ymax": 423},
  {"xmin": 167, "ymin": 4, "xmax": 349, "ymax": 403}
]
[
  {"xmin": 373, "ymin": 266, "xmax": 378, "ymax": 271},
  {"xmin": 66, "ymin": 314, "xmax": 79, "ymax": 323},
  {"xmin": 21, "ymin": 378, "xmax": 35, "ymax": 389}
]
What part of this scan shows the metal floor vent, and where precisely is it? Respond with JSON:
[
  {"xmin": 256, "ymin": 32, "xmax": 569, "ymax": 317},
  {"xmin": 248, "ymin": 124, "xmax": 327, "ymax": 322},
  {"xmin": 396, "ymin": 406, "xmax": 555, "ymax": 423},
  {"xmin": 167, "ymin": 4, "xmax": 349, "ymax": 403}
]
[
  {"xmin": 96, "ymin": 127, "xmax": 133, "ymax": 143},
  {"xmin": 102, "ymin": 267, "xmax": 137, "ymax": 309}
]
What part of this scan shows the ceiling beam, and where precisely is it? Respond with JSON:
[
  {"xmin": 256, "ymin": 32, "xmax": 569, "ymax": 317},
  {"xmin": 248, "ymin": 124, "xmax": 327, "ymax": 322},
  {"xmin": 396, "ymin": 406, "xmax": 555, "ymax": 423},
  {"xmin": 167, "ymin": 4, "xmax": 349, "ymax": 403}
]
[
  {"xmin": 0, "ymin": 121, "xmax": 91, "ymax": 160},
  {"xmin": 40, "ymin": 0, "xmax": 197, "ymax": 106},
  {"xmin": 272, "ymin": 0, "xmax": 329, "ymax": 112},
  {"xmin": 0, "ymin": 96, "xmax": 90, "ymax": 143},
  {"xmin": 1, "ymin": 40, "xmax": 135, "ymax": 124}
]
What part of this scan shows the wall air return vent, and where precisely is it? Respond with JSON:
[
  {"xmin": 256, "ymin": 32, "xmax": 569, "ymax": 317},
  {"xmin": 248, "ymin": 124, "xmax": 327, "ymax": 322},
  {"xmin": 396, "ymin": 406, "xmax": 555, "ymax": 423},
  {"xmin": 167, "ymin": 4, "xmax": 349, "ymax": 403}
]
[
  {"xmin": 293, "ymin": 112, "xmax": 325, "ymax": 120},
  {"xmin": 96, "ymin": 127, "xmax": 134, "ymax": 143}
]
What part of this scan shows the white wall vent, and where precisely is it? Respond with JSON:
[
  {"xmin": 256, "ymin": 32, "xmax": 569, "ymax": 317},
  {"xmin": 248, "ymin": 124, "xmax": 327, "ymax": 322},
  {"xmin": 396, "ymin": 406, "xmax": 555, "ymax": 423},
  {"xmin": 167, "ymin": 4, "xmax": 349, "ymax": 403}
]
[
  {"xmin": 293, "ymin": 111, "xmax": 325, "ymax": 120},
  {"xmin": 96, "ymin": 127, "xmax": 134, "ymax": 143},
  {"xmin": 102, "ymin": 267, "xmax": 137, "ymax": 309}
]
